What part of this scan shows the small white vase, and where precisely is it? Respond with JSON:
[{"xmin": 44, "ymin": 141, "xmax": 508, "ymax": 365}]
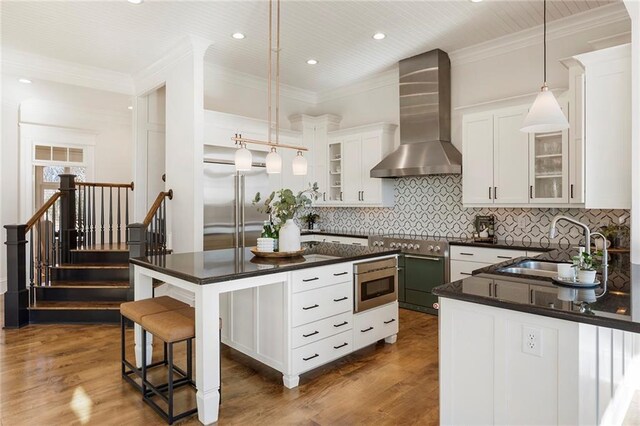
[
  {"xmin": 279, "ymin": 219, "xmax": 300, "ymax": 252},
  {"xmin": 578, "ymin": 269, "xmax": 597, "ymax": 284}
]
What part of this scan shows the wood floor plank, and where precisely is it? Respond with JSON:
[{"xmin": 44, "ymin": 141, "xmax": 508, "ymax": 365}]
[{"xmin": 1, "ymin": 294, "xmax": 441, "ymax": 424}]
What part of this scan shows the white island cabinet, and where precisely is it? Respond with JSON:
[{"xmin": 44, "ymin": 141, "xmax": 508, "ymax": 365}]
[
  {"xmin": 219, "ymin": 257, "xmax": 399, "ymax": 389},
  {"xmin": 438, "ymin": 297, "xmax": 640, "ymax": 425}
]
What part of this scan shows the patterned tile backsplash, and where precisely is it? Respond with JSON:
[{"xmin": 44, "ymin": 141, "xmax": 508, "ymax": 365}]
[{"xmin": 310, "ymin": 175, "xmax": 630, "ymax": 248}]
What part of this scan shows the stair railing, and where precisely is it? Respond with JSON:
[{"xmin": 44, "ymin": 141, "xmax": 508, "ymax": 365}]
[
  {"xmin": 126, "ymin": 190, "xmax": 173, "ymax": 301},
  {"xmin": 4, "ymin": 174, "xmax": 136, "ymax": 328},
  {"xmin": 76, "ymin": 181, "xmax": 134, "ymax": 247}
]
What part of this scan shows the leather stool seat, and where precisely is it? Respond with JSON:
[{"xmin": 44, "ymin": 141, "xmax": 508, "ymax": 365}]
[
  {"xmin": 140, "ymin": 308, "xmax": 195, "ymax": 343},
  {"xmin": 120, "ymin": 296, "xmax": 188, "ymax": 323}
]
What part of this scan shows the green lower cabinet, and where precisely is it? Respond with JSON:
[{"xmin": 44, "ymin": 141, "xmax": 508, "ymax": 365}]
[
  {"xmin": 398, "ymin": 255, "xmax": 406, "ymax": 303},
  {"xmin": 402, "ymin": 289, "xmax": 439, "ymax": 315}
]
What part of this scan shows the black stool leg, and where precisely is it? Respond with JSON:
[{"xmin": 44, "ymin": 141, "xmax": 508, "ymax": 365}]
[
  {"xmin": 186, "ymin": 339, "xmax": 192, "ymax": 381},
  {"xmin": 167, "ymin": 342, "xmax": 174, "ymax": 423},
  {"xmin": 121, "ymin": 315, "xmax": 126, "ymax": 376},
  {"xmin": 163, "ymin": 342, "xmax": 168, "ymax": 365}
]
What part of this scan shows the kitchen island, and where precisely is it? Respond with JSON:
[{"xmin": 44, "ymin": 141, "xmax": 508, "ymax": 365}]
[
  {"xmin": 433, "ymin": 248, "xmax": 640, "ymax": 425},
  {"xmin": 130, "ymin": 242, "xmax": 400, "ymax": 425}
]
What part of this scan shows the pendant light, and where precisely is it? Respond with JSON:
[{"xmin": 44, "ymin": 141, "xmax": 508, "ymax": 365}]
[
  {"xmin": 521, "ymin": 0, "xmax": 569, "ymax": 133},
  {"xmin": 230, "ymin": 0, "xmax": 308, "ymax": 174},
  {"xmin": 266, "ymin": 147, "xmax": 282, "ymax": 174},
  {"xmin": 292, "ymin": 150, "xmax": 307, "ymax": 175},
  {"xmin": 234, "ymin": 142, "xmax": 252, "ymax": 171}
]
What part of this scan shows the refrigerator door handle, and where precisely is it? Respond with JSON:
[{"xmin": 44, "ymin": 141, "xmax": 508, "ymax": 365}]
[
  {"xmin": 234, "ymin": 174, "xmax": 240, "ymax": 249},
  {"xmin": 240, "ymin": 174, "xmax": 246, "ymax": 248}
]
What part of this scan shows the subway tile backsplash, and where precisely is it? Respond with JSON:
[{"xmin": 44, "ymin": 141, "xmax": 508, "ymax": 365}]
[{"xmin": 311, "ymin": 175, "xmax": 629, "ymax": 247}]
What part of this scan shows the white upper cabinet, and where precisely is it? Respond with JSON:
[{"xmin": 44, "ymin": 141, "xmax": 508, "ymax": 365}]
[
  {"xmin": 463, "ymin": 44, "xmax": 631, "ymax": 209},
  {"xmin": 342, "ymin": 135, "xmax": 362, "ymax": 203},
  {"xmin": 462, "ymin": 112, "xmax": 494, "ymax": 204},
  {"xmin": 574, "ymin": 44, "xmax": 631, "ymax": 209},
  {"xmin": 528, "ymin": 102, "xmax": 569, "ymax": 204},
  {"xmin": 462, "ymin": 106, "xmax": 529, "ymax": 206},
  {"xmin": 493, "ymin": 106, "xmax": 530, "ymax": 204}
]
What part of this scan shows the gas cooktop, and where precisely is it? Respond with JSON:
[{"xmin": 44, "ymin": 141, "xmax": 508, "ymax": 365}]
[{"xmin": 368, "ymin": 234, "xmax": 466, "ymax": 257}]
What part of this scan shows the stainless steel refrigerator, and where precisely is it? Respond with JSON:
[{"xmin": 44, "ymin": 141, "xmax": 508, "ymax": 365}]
[{"xmin": 203, "ymin": 146, "xmax": 270, "ymax": 250}]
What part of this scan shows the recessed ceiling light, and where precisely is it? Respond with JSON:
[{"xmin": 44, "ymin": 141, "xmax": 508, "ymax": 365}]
[
  {"xmin": 127, "ymin": 106, "xmax": 133, "ymax": 110},
  {"xmin": 306, "ymin": 59, "xmax": 318, "ymax": 65},
  {"xmin": 470, "ymin": 0, "xmax": 483, "ymax": 3},
  {"xmin": 232, "ymin": 32, "xmax": 245, "ymax": 40},
  {"xmin": 18, "ymin": 78, "xmax": 32, "ymax": 84},
  {"xmin": 127, "ymin": 0, "xmax": 143, "ymax": 4},
  {"xmin": 373, "ymin": 32, "xmax": 386, "ymax": 40}
]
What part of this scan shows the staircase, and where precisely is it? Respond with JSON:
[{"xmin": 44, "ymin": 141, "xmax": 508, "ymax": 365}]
[
  {"xmin": 4, "ymin": 174, "xmax": 173, "ymax": 327},
  {"xmin": 29, "ymin": 243, "xmax": 130, "ymax": 323}
]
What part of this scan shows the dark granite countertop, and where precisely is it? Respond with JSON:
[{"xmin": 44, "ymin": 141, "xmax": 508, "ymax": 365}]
[
  {"xmin": 450, "ymin": 239, "xmax": 559, "ymax": 252},
  {"xmin": 433, "ymin": 248, "xmax": 639, "ymax": 332},
  {"xmin": 130, "ymin": 242, "xmax": 400, "ymax": 285}
]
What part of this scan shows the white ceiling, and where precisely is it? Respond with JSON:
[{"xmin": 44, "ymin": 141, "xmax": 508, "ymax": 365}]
[{"xmin": 1, "ymin": 0, "xmax": 619, "ymax": 92}]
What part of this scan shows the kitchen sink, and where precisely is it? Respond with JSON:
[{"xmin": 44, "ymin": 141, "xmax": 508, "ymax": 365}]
[{"xmin": 498, "ymin": 260, "xmax": 572, "ymax": 278}]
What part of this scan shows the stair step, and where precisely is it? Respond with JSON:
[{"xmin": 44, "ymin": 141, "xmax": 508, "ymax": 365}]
[
  {"xmin": 39, "ymin": 280, "xmax": 130, "ymax": 289},
  {"xmin": 72, "ymin": 242, "xmax": 129, "ymax": 253},
  {"xmin": 29, "ymin": 301, "xmax": 121, "ymax": 311},
  {"xmin": 51, "ymin": 263, "xmax": 129, "ymax": 270}
]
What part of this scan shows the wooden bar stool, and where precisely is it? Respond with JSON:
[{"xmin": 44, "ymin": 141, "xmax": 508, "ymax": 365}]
[
  {"xmin": 120, "ymin": 296, "xmax": 188, "ymax": 392},
  {"xmin": 140, "ymin": 307, "xmax": 197, "ymax": 424}
]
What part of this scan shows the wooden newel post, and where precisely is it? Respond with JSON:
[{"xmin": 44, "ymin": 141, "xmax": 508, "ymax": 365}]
[
  {"xmin": 127, "ymin": 223, "xmax": 147, "ymax": 301},
  {"xmin": 4, "ymin": 224, "xmax": 29, "ymax": 328},
  {"xmin": 58, "ymin": 174, "xmax": 77, "ymax": 264}
]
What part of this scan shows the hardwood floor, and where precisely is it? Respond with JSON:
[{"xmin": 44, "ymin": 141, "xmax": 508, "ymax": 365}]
[{"xmin": 0, "ymin": 295, "xmax": 439, "ymax": 425}]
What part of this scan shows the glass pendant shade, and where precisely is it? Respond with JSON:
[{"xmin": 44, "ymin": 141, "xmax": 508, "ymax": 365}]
[
  {"xmin": 266, "ymin": 147, "xmax": 282, "ymax": 174},
  {"xmin": 521, "ymin": 85, "xmax": 569, "ymax": 133},
  {"xmin": 234, "ymin": 144, "xmax": 252, "ymax": 171},
  {"xmin": 292, "ymin": 151, "xmax": 307, "ymax": 176}
]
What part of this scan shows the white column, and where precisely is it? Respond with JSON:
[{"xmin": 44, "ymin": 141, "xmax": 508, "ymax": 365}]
[{"xmin": 133, "ymin": 265, "xmax": 154, "ymax": 367}]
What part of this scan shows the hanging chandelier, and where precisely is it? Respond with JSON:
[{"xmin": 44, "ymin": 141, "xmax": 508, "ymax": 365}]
[
  {"xmin": 233, "ymin": 0, "xmax": 308, "ymax": 175},
  {"xmin": 520, "ymin": 0, "xmax": 569, "ymax": 133}
]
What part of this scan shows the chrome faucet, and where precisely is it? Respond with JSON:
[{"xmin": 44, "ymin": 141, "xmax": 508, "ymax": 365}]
[{"xmin": 548, "ymin": 215, "xmax": 591, "ymax": 255}]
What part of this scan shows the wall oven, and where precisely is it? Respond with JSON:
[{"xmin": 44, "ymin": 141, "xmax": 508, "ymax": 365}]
[{"xmin": 354, "ymin": 257, "xmax": 398, "ymax": 313}]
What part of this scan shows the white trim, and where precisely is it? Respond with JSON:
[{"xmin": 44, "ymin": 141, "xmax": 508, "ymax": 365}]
[
  {"xmin": 327, "ymin": 122, "xmax": 397, "ymax": 138},
  {"xmin": 0, "ymin": 279, "xmax": 6, "ymax": 294},
  {"xmin": 19, "ymin": 123, "xmax": 96, "ymax": 223},
  {"xmin": 449, "ymin": 3, "xmax": 630, "ymax": 66},
  {"xmin": 18, "ymin": 99, "xmax": 131, "ymax": 127},
  {"xmin": 588, "ymin": 31, "xmax": 632, "ymax": 50},
  {"xmin": 316, "ymin": 68, "xmax": 398, "ymax": 104},
  {"xmin": 205, "ymin": 62, "xmax": 317, "ymax": 105},
  {"xmin": 2, "ymin": 48, "xmax": 133, "ymax": 95},
  {"xmin": 454, "ymin": 87, "xmax": 567, "ymax": 111}
]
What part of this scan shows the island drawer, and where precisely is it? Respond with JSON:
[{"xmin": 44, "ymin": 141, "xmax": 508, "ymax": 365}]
[
  {"xmin": 292, "ymin": 329, "xmax": 353, "ymax": 374},
  {"xmin": 450, "ymin": 246, "xmax": 526, "ymax": 264},
  {"xmin": 354, "ymin": 302, "xmax": 398, "ymax": 350},
  {"xmin": 292, "ymin": 281, "xmax": 352, "ymax": 327},
  {"xmin": 291, "ymin": 311, "xmax": 353, "ymax": 349},
  {"xmin": 291, "ymin": 264, "xmax": 352, "ymax": 293}
]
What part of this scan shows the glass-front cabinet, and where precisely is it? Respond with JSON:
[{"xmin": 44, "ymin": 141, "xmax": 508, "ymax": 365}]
[{"xmin": 528, "ymin": 103, "xmax": 569, "ymax": 204}]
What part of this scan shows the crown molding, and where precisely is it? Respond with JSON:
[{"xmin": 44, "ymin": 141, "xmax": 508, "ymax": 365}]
[
  {"xmin": 19, "ymin": 99, "xmax": 132, "ymax": 127},
  {"xmin": 132, "ymin": 35, "xmax": 212, "ymax": 96},
  {"xmin": 2, "ymin": 49, "xmax": 134, "ymax": 95},
  {"xmin": 449, "ymin": 3, "xmax": 630, "ymax": 66},
  {"xmin": 205, "ymin": 62, "xmax": 317, "ymax": 105},
  {"xmin": 315, "ymin": 67, "xmax": 398, "ymax": 105}
]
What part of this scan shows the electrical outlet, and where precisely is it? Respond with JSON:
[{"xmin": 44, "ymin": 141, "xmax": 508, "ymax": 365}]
[{"xmin": 522, "ymin": 326, "xmax": 543, "ymax": 357}]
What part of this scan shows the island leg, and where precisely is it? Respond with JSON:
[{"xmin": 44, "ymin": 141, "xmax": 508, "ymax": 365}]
[
  {"xmin": 195, "ymin": 285, "xmax": 221, "ymax": 425},
  {"xmin": 385, "ymin": 334, "xmax": 398, "ymax": 344},
  {"xmin": 283, "ymin": 375, "xmax": 300, "ymax": 389},
  {"xmin": 133, "ymin": 266, "xmax": 154, "ymax": 368}
]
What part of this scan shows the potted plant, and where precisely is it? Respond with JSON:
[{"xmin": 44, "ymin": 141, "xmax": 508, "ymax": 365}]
[
  {"xmin": 253, "ymin": 183, "xmax": 319, "ymax": 252},
  {"xmin": 572, "ymin": 251, "xmax": 597, "ymax": 284},
  {"xmin": 599, "ymin": 223, "xmax": 629, "ymax": 249},
  {"xmin": 302, "ymin": 213, "xmax": 320, "ymax": 230}
]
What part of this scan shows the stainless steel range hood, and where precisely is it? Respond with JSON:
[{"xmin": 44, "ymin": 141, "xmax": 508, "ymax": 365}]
[{"xmin": 371, "ymin": 49, "xmax": 462, "ymax": 178}]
